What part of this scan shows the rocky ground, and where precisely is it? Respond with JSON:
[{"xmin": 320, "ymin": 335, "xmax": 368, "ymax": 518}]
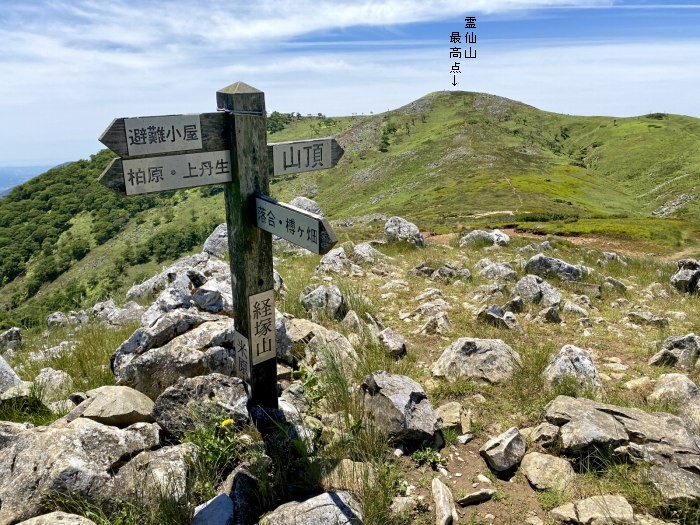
[{"xmin": 0, "ymin": 209, "xmax": 699, "ymax": 525}]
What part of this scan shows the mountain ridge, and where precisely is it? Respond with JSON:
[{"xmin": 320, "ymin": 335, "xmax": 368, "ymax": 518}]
[{"xmin": 0, "ymin": 90, "xmax": 698, "ymax": 328}]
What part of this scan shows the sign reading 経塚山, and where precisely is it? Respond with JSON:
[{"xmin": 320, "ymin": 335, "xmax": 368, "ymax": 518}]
[{"xmin": 249, "ymin": 289, "xmax": 275, "ymax": 366}]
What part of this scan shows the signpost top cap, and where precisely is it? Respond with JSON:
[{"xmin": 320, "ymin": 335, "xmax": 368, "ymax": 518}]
[
  {"xmin": 216, "ymin": 82, "xmax": 264, "ymax": 112},
  {"xmin": 216, "ymin": 81, "xmax": 261, "ymax": 95}
]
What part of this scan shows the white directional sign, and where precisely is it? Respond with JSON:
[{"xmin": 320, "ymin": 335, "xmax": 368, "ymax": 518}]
[
  {"xmin": 254, "ymin": 193, "xmax": 337, "ymax": 254},
  {"xmin": 232, "ymin": 330, "xmax": 251, "ymax": 383},
  {"xmin": 248, "ymin": 289, "xmax": 276, "ymax": 366},
  {"xmin": 270, "ymin": 138, "xmax": 343, "ymax": 176},
  {"xmin": 124, "ymin": 114, "xmax": 203, "ymax": 156},
  {"xmin": 119, "ymin": 150, "xmax": 232, "ymax": 195}
]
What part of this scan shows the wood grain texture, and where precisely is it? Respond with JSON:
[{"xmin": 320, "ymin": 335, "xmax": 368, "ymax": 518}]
[{"xmin": 217, "ymin": 81, "xmax": 278, "ymax": 409}]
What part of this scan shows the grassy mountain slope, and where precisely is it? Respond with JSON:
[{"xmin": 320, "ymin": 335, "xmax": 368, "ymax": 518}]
[
  {"xmin": 1, "ymin": 90, "xmax": 698, "ymax": 328},
  {"xmin": 274, "ymin": 92, "xmax": 699, "ymax": 240}
]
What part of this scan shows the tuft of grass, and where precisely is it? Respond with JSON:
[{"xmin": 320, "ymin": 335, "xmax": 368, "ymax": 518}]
[
  {"xmin": 0, "ymin": 381, "xmax": 58, "ymax": 426},
  {"xmin": 410, "ymin": 447, "xmax": 447, "ymax": 469},
  {"xmin": 183, "ymin": 416, "xmax": 246, "ymax": 503},
  {"xmin": 15, "ymin": 322, "xmax": 139, "ymax": 392}
]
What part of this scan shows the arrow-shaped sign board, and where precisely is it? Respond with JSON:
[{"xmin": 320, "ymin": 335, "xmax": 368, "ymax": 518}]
[
  {"xmin": 99, "ymin": 113, "xmax": 228, "ymax": 159},
  {"xmin": 254, "ymin": 193, "xmax": 337, "ymax": 254},
  {"xmin": 101, "ymin": 151, "xmax": 232, "ymax": 196},
  {"xmin": 269, "ymin": 138, "xmax": 343, "ymax": 177}
]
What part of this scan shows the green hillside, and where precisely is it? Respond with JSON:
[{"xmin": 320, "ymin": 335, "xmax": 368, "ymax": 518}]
[{"xmin": 1, "ymin": 91, "xmax": 698, "ymax": 328}]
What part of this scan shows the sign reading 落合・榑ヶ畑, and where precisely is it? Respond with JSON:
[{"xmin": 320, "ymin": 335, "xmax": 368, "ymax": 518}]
[
  {"xmin": 254, "ymin": 193, "xmax": 336, "ymax": 255},
  {"xmin": 124, "ymin": 115, "xmax": 203, "ymax": 156}
]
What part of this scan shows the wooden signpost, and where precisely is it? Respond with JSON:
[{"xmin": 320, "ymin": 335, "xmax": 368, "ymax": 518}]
[{"xmin": 98, "ymin": 81, "xmax": 344, "ymax": 409}]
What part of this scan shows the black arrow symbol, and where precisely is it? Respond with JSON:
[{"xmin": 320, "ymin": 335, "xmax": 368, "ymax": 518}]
[{"xmin": 452, "ymin": 75, "xmax": 457, "ymax": 86}]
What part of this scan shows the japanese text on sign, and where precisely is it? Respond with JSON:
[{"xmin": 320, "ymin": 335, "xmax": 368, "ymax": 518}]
[
  {"xmin": 249, "ymin": 290, "xmax": 276, "ymax": 366},
  {"xmin": 272, "ymin": 138, "xmax": 332, "ymax": 176},
  {"xmin": 124, "ymin": 115, "xmax": 203, "ymax": 156},
  {"xmin": 450, "ymin": 16, "xmax": 477, "ymax": 86},
  {"xmin": 255, "ymin": 196, "xmax": 321, "ymax": 253},
  {"xmin": 122, "ymin": 150, "xmax": 231, "ymax": 195},
  {"xmin": 232, "ymin": 331, "xmax": 251, "ymax": 383}
]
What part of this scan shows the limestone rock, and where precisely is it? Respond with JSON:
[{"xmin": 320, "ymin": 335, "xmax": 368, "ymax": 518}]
[
  {"xmin": 513, "ymin": 275, "xmax": 562, "ymax": 308},
  {"xmin": 0, "ymin": 419, "xmax": 160, "ymax": 524},
  {"xmin": 125, "ymin": 253, "xmax": 210, "ymax": 301},
  {"xmin": 540, "ymin": 306, "xmax": 562, "ymax": 324},
  {"xmin": 34, "ymin": 368, "xmax": 73, "ymax": 402},
  {"xmin": 114, "ymin": 317, "xmax": 234, "ymax": 399},
  {"xmin": 140, "ymin": 285, "xmax": 194, "ymax": 328},
  {"xmin": 191, "ymin": 494, "xmax": 234, "ymax": 525},
  {"xmin": 290, "ymin": 196, "xmax": 324, "ymax": 216},
  {"xmin": 352, "ymin": 242, "xmax": 387, "ymax": 265},
  {"xmin": 92, "ymin": 300, "xmax": 144, "ymax": 327},
  {"xmin": 192, "ymin": 278, "xmax": 233, "ymax": 314},
  {"xmin": 113, "ymin": 443, "xmax": 196, "ymax": 505},
  {"xmin": 436, "ymin": 401, "xmax": 463, "ymax": 431},
  {"xmin": 458, "ymin": 229, "xmax": 509, "ymax": 247},
  {"xmin": 432, "ymin": 477, "xmax": 458, "ymax": 525},
  {"xmin": 543, "ymin": 344, "xmax": 603, "ymax": 392},
  {"xmin": 627, "ymin": 311, "xmax": 669, "ymax": 328},
  {"xmin": 479, "ymin": 427, "xmax": 526, "ymax": 472},
  {"xmin": 430, "ymin": 263, "xmax": 471, "ymax": 282},
  {"xmin": 577, "ymin": 495, "xmax": 634, "ymax": 524},
  {"xmin": 46, "ymin": 312, "xmax": 68, "ymax": 328},
  {"xmin": 378, "ymin": 327, "xmax": 407, "ymax": 358},
  {"xmin": 648, "ymin": 333, "xmax": 700, "ymax": 369},
  {"xmin": 528, "ymin": 422, "xmax": 560, "ymax": 448},
  {"xmin": 111, "ymin": 309, "xmax": 219, "ymax": 375},
  {"xmin": 16, "ymin": 512, "xmax": 98, "ymax": 525},
  {"xmin": 66, "ymin": 385, "xmax": 155, "ymax": 427},
  {"xmin": 432, "ymin": 338, "xmax": 521, "ymax": 385},
  {"xmin": 545, "ymin": 396, "xmax": 628, "ymax": 453},
  {"xmin": 361, "ymin": 371, "xmax": 438, "ymax": 444},
  {"xmin": 316, "ymin": 247, "xmax": 352, "ymax": 275},
  {"xmin": 152, "ymin": 373, "xmax": 249, "ymax": 439},
  {"xmin": 670, "ymin": 258, "xmax": 700, "ymax": 294},
  {"xmin": 563, "ymin": 300, "xmax": 589, "ymax": 318},
  {"xmin": 261, "ymin": 491, "xmax": 363, "ymax": 525},
  {"xmin": 202, "ymin": 223, "xmax": 229, "ymax": 258},
  {"xmin": 648, "ymin": 462, "xmax": 700, "ymax": 502},
  {"xmin": 647, "ymin": 373, "xmax": 699, "ymax": 405},
  {"xmin": 0, "ymin": 327, "xmax": 21, "ymax": 355},
  {"xmin": 321, "ymin": 459, "xmax": 377, "ymax": 494},
  {"xmin": 0, "ymin": 354, "xmax": 23, "ymax": 394},
  {"xmin": 520, "ymin": 452, "xmax": 575, "ymax": 491},
  {"xmin": 384, "ymin": 216, "xmax": 424, "ymax": 247},
  {"xmin": 479, "ymin": 262, "xmax": 517, "ymax": 282},
  {"xmin": 525, "ymin": 253, "xmax": 586, "ymax": 281},
  {"xmin": 457, "ymin": 488, "xmax": 496, "ymax": 506},
  {"xmin": 301, "ymin": 285, "xmax": 345, "ymax": 320}
]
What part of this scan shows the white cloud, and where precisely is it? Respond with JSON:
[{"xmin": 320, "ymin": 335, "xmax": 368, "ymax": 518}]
[{"xmin": 3, "ymin": 0, "xmax": 700, "ymax": 167}]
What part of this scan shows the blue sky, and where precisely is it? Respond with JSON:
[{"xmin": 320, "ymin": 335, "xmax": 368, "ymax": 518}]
[{"xmin": 1, "ymin": 0, "xmax": 699, "ymax": 169}]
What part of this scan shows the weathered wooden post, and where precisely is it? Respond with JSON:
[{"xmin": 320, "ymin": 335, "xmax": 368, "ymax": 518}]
[{"xmin": 216, "ymin": 82, "xmax": 278, "ymax": 409}]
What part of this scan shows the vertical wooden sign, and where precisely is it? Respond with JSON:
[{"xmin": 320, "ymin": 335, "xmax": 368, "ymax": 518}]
[{"xmin": 216, "ymin": 82, "xmax": 278, "ymax": 409}]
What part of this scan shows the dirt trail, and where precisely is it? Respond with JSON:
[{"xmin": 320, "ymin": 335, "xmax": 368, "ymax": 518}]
[{"xmin": 425, "ymin": 229, "xmax": 695, "ymax": 261}]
